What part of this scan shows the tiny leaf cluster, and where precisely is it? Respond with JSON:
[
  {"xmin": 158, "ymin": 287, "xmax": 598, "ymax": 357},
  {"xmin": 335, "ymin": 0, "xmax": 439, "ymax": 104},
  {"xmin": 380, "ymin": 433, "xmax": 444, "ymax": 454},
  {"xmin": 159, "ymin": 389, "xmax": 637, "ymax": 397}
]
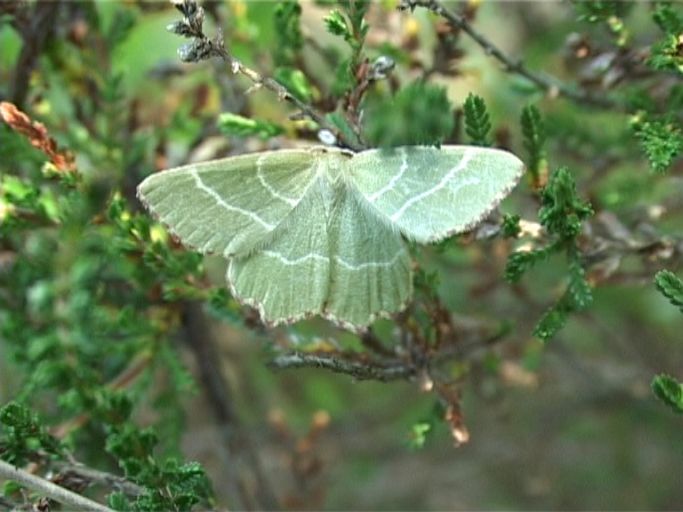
[
  {"xmin": 463, "ymin": 93, "xmax": 491, "ymax": 146},
  {"xmin": 651, "ymin": 270, "xmax": 683, "ymax": 414},
  {"xmin": 506, "ymin": 163, "xmax": 594, "ymax": 341}
]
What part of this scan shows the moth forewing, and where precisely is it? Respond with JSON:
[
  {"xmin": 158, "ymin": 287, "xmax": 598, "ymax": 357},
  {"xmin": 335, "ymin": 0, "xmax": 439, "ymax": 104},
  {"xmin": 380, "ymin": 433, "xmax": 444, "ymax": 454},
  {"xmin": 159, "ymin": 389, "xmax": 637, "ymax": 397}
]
[
  {"xmin": 136, "ymin": 150, "xmax": 319, "ymax": 257},
  {"xmin": 348, "ymin": 146, "xmax": 525, "ymax": 244}
]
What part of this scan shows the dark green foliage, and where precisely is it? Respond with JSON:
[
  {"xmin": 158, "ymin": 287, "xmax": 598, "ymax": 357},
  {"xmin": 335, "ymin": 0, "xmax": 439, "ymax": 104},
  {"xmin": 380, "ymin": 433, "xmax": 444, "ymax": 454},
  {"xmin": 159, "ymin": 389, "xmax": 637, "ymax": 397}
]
[
  {"xmin": 364, "ymin": 81, "xmax": 454, "ymax": 147},
  {"xmin": 567, "ymin": 256, "xmax": 592, "ymax": 310},
  {"xmin": 631, "ymin": 116, "xmax": 683, "ymax": 173},
  {"xmin": 652, "ymin": 374, "xmax": 683, "ymax": 414},
  {"xmin": 655, "ymin": 270, "xmax": 683, "ymax": 313},
  {"xmin": 274, "ymin": 1, "xmax": 303, "ymax": 67},
  {"xmin": 648, "ymin": 3, "xmax": 683, "ymax": 74},
  {"xmin": 324, "ymin": 10, "xmax": 352, "ymax": 42},
  {"xmin": 0, "ymin": 403, "xmax": 63, "ymax": 466},
  {"xmin": 501, "ymin": 214, "xmax": 521, "ymax": 238},
  {"xmin": 505, "ymin": 245, "xmax": 554, "ymax": 283},
  {"xmin": 0, "ymin": 15, "xmax": 214, "ymax": 506},
  {"xmin": 648, "ymin": 34, "xmax": 681, "ymax": 74},
  {"xmin": 652, "ymin": 2, "xmax": 683, "ymax": 34},
  {"xmin": 529, "ymin": 254, "xmax": 592, "ymax": 340},
  {"xmin": 520, "ymin": 105, "xmax": 547, "ymax": 185},
  {"xmin": 539, "ymin": 167, "xmax": 594, "ymax": 240},
  {"xmin": 506, "ymin": 168, "xmax": 593, "ymax": 341},
  {"xmin": 106, "ymin": 425, "xmax": 213, "ymax": 511},
  {"xmin": 627, "ymin": 5, "xmax": 683, "ymax": 173},
  {"xmin": 651, "ymin": 270, "xmax": 683, "ymax": 415},
  {"xmin": 574, "ymin": 0, "xmax": 630, "ymax": 23},
  {"xmin": 533, "ymin": 294, "xmax": 572, "ymax": 341},
  {"xmin": 463, "ymin": 93, "xmax": 491, "ymax": 146},
  {"xmin": 217, "ymin": 113, "xmax": 284, "ymax": 139}
]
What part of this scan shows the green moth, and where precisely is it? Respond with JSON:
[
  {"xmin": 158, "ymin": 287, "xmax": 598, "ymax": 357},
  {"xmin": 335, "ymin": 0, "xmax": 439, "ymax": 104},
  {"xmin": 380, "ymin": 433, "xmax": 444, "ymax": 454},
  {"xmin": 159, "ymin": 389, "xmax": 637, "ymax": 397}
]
[{"xmin": 137, "ymin": 146, "xmax": 524, "ymax": 330}]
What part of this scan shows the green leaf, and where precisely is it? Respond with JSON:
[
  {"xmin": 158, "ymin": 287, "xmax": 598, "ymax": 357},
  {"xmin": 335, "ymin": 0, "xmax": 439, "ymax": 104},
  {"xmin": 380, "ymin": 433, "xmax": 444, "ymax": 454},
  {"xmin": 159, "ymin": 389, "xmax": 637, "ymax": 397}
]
[
  {"xmin": 408, "ymin": 421, "xmax": 433, "ymax": 449},
  {"xmin": 108, "ymin": 491, "xmax": 131, "ymax": 511},
  {"xmin": 632, "ymin": 116, "xmax": 683, "ymax": 173},
  {"xmin": 647, "ymin": 3, "xmax": 683, "ymax": 74},
  {"xmin": 0, "ymin": 402, "xmax": 64, "ymax": 465},
  {"xmin": 273, "ymin": 67, "xmax": 313, "ymax": 103},
  {"xmin": 533, "ymin": 295, "xmax": 571, "ymax": 342},
  {"xmin": 652, "ymin": 374, "xmax": 683, "ymax": 414},
  {"xmin": 655, "ymin": 269, "xmax": 683, "ymax": 313},
  {"xmin": 567, "ymin": 256, "xmax": 593, "ymax": 310},
  {"xmin": 1, "ymin": 175, "xmax": 38, "ymax": 203},
  {"xmin": 217, "ymin": 113, "xmax": 284, "ymax": 140},
  {"xmin": 324, "ymin": 10, "xmax": 351, "ymax": 41},
  {"xmin": 648, "ymin": 34, "xmax": 683, "ymax": 74},
  {"xmin": 501, "ymin": 213, "xmax": 521, "ymax": 238},
  {"xmin": 505, "ymin": 247, "xmax": 551, "ymax": 283},
  {"xmin": 463, "ymin": 93, "xmax": 491, "ymax": 146},
  {"xmin": 520, "ymin": 104, "xmax": 547, "ymax": 182},
  {"xmin": 652, "ymin": 2, "xmax": 683, "ymax": 35},
  {"xmin": 506, "ymin": 167, "xmax": 592, "ymax": 341},
  {"xmin": 539, "ymin": 167, "xmax": 593, "ymax": 239}
]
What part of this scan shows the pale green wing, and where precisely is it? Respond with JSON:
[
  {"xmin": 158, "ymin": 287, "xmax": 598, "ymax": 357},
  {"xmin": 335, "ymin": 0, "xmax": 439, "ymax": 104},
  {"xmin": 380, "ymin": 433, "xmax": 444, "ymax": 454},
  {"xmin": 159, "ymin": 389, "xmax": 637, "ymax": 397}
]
[
  {"xmin": 226, "ymin": 177, "xmax": 330, "ymax": 325},
  {"xmin": 323, "ymin": 188, "xmax": 412, "ymax": 329},
  {"xmin": 137, "ymin": 150, "xmax": 319, "ymax": 257},
  {"xmin": 348, "ymin": 146, "xmax": 524, "ymax": 243}
]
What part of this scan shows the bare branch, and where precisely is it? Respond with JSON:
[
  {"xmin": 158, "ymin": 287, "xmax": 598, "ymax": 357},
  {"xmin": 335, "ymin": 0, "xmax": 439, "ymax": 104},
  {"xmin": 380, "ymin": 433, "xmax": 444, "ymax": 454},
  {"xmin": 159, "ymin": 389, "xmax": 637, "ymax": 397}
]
[
  {"xmin": 400, "ymin": 0, "xmax": 620, "ymax": 110},
  {"xmin": 169, "ymin": 0, "xmax": 365, "ymax": 152},
  {"xmin": 217, "ymin": 49, "xmax": 365, "ymax": 152},
  {"xmin": 268, "ymin": 352, "xmax": 416, "ymax": 382},
  {"xmin": 0, "ymin": 459, "xmax": 114, "ymax": 512},
  {"xmin": 53, "ymin": 462, "xmax": 144, "ymax": 498}
]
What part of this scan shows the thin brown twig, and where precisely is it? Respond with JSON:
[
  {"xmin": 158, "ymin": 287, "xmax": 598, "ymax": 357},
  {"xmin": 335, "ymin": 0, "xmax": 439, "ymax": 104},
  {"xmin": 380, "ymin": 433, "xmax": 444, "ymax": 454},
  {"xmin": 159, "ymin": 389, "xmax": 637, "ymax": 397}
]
[
  {"xmin": 53, "ymin": 462, "xmax": 144, "ymax": 497},
  {"xmin": 169, "ymin": 0, "xmax": 365, "ymax": 152},
  {"xmin": 215, "ymin": 47, "xmax": 365, "ymax": 151},
  {"xmin": 400, "ymin": 0, "xmax": 620, "ymax": 110},
  {"xmin": 268, "ymin": 351, "xmax": 416, "ymax": 382}
]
